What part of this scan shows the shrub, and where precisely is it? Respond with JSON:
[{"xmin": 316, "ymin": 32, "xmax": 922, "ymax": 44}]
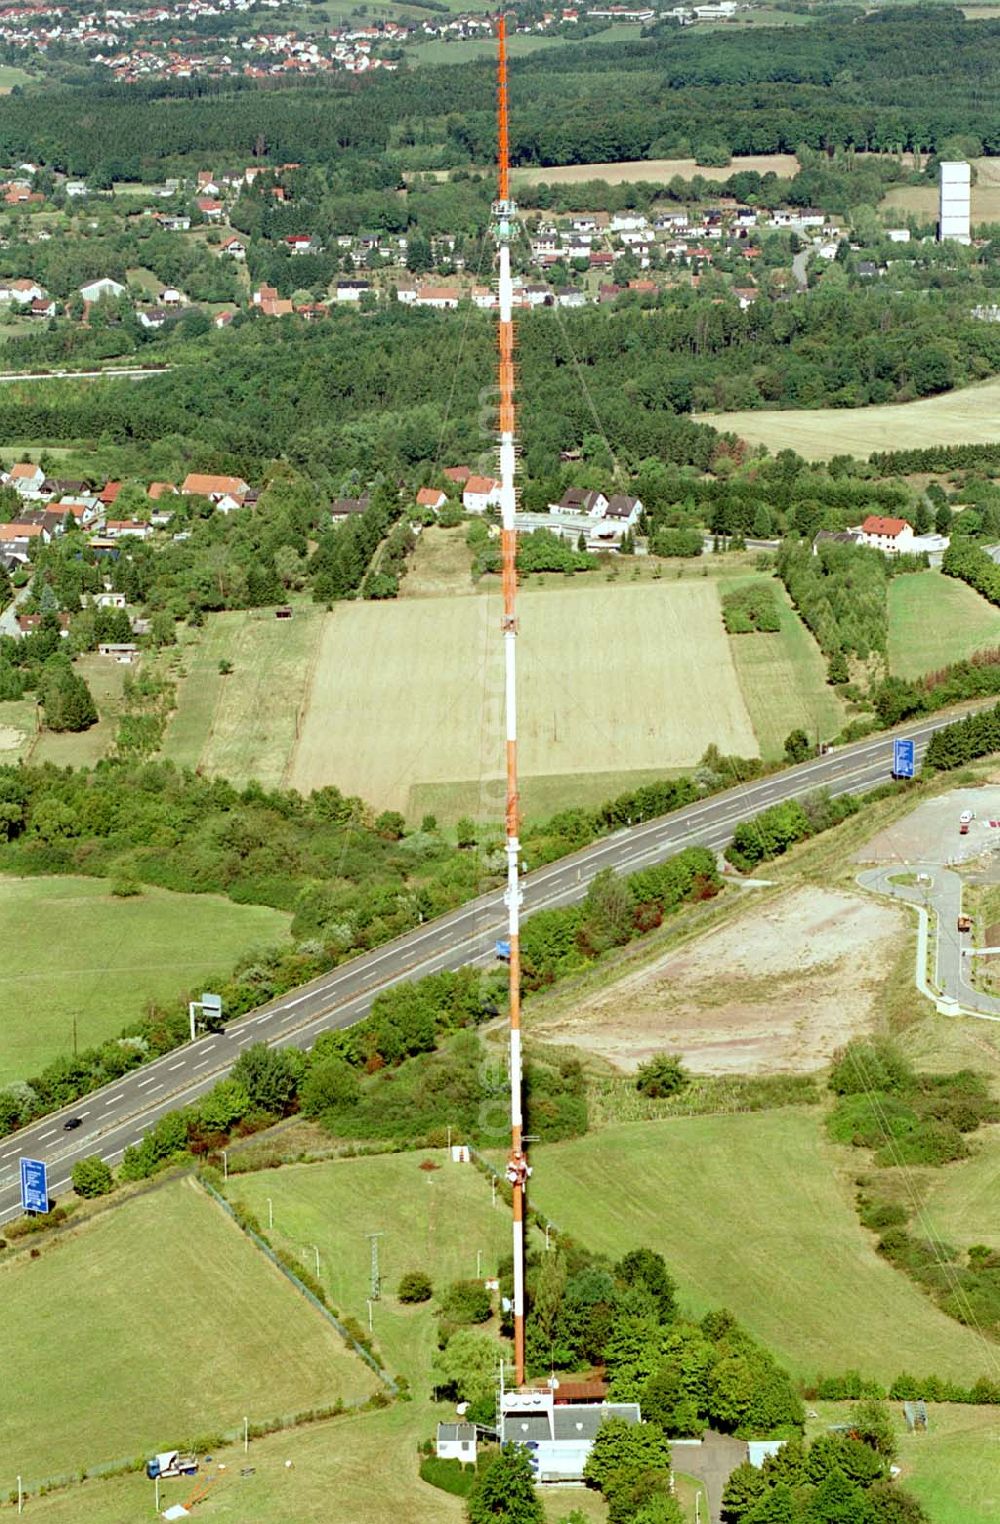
[
  {"xmin": 398, "ymin": 1269, "xmax": 433, "ymax": 1304},
  {"xmin": 440, "ymin": 1279, "xmax": 492, "ymax": 1325},
  {"xmin": 418, "ymin": 1456, "xmax": 475, "ymax": 1497},
  {"xmin": 71, "ymin": 1155, "xmax": 114, "ymax": 1198},
  {"xmin": 636, "ymin": 1053, "xmax": 689, "ymax": 1099}
]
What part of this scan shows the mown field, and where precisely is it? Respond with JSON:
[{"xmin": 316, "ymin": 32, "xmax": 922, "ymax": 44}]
[
  {"xmin": 882, "ymin": 180, "xmax": 1000, "ymax": 223},
  {"xmin": 920, "ymin": 1124, "xmax": 1000, "ymax": 1251},
  {"xmin": 0, "ymin": 875, "xmax": 290, "ymax": 1083},
  {"xmin": 287, "ymin": 582, "xmax": 760, "ymax": 817},
  {"xmin": 527, "ymin": 1112, "xmax": 991, "ymax": 1382},
  {"xmin": 231, "ymin": 1150, "xmax": 521, "ymax": 1387},
  {"xmin": 0, "ymin": 1178, "xmax": 379, "ymax": 1486},
  {"xmin": 512, "ymin": 153, "xmax": 800, "ymax": 187},
  {"xmin": 161, "ymin": 601, "xmax": 324, "ymax": 788},
  {"xmin": 720, "ymin": 574, "xmax": 846, "ymax": 756},
  {"xmin": 888, "ymin": 570, "xmax": 1000, "ymax": 679},
  {"xmin": 703, "ymin": 376, "xmax": 1000, "ymax": 460}
]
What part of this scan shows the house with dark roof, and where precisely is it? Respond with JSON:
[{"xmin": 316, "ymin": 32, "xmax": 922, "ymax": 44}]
[
  {"xmin": 550, "ymin": 488, "xmax": 608, "ymax": 517},
  {"xmin": 604, "ymin": 494, "xmax": 643, "ymax": 528},
  {"xmin": 330, "ymin": 494, "xmax": 370, "ymax": 522}
]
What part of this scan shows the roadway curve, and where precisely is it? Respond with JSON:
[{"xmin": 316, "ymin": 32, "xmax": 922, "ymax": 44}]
[{"xmin": 0, "ymin": 711, "xmax": 969, "ymax": 1222}]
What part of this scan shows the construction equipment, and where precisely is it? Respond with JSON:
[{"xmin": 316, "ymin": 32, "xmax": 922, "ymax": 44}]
[{"xmin": 957, "ymin": 914, "xmax": 972, "ymax": 933}]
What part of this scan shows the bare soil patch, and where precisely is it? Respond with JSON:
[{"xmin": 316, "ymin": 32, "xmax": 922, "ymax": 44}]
[{"xmin": 531, "ymin": 886, "xmax": 906, "ymax": 1074}]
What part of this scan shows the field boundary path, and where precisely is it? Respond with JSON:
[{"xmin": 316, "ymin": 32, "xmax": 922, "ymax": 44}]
[
  {"xmin": 0, "ymin": 707, "xmax": 990, "ymax": 1223},
  {"xmin": 858, "ymin": 864, "xmax": 1000, "ymax": 1023}
]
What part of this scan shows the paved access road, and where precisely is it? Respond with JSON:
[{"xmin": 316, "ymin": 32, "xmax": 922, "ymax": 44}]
[{"xmin": 0, "ymin": 711, "xmax": 967, "ymax": 1222}]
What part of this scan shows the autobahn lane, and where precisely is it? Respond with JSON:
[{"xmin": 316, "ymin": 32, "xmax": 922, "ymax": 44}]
[{"xmin": 0, "ymin": 709, "xmax": 962, "ymax": 1221}]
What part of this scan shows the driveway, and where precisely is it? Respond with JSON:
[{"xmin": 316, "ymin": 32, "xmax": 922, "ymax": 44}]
[
  {"xmin": 671, "ymin": 1433, "xmax": 747, "ymax": 1522},
  {"xmin": 0, "ymin": 582, "xmax": 31, "ymax": 638}
]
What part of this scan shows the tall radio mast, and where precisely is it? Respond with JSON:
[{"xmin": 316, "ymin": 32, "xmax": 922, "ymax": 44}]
[{"xmin": 494, "ymin": 12, "xmax": 529, "ymax": 1391}]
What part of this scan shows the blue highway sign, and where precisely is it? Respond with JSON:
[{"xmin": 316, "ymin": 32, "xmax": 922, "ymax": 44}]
[
  {"xmin": 19, "ymin": 1156, "xmax": 49, "ymax": 1214},
  {"xmin": 892, "ymin": 737, "xmax": 916, "ymax": 779}
]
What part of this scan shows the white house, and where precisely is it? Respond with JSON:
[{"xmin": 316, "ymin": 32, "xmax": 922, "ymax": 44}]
[
  {"xmin": 604, "ymin": 493, "xmax": 643, "ymax": 529},
  {"xmin": 80, "ymin": 277, "xmax": 126, "ymax": 303},
  {"xmin": 336, "ymin": 279, "xmax": 371, "ymax": 303},
  {"xmin": 551, "ymin": 489, "xmax": 609, "ymax": 517},
  {"xmin": 463, "ymin": 475, "xmax": 502, "ymax": 514},
  {"xmin": 0, "ymin": 278, "xmax": 45, "ymax": 304},
  {"xmin": 500, "ymin": 1388, "xmax": 642, "ymax": 1484},
  {"xmin": 886, "ymin": 228, "xmax": 912, "ymax": 244},
  {"xmin": 220, "ymin": 236, "xmax": 246, "ymax": 259},
  {"xmin": 857, "ymin": 515, "xmax": 914, "ymax": 554},
  {"xmin": 435, "ymin": 1423, "xmax": 477, "ymax": 1463},
  {"xmin": 7, "ymin": 461, "xmax": 45, "ymax": 497},
  {"xmin": 610, "ymin": 213, "xmax": 648, "ymax": 233}
]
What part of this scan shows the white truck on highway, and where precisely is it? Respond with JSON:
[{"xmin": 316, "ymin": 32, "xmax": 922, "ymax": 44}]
[{"xmin": 146, "ymin": 1451, "xmax": 198, "ymax": 1480}]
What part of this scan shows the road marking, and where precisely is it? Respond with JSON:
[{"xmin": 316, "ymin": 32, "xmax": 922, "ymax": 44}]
[
  {"xmin": 147, "ymin": 1084, "xmax": 164, "ymax": 1094},
  {"xmin": 201, "ymin": 1042, "xmax": 216, "ymax": 1052},
  {"xmin": 104, "ymin": 1095, "xmax": 121, "ymax": 1106},
  {"xmin": 193, "ymin": 1059, "xmax": 211, "ymax": 1069},
  {"xmin": 39, "ymin": 1128, "xmax": 57, "ymax": 1140},
  {"xmin": 168, "ymin": 1060, "xmax": 186, "ymax": 1071},
  {"xmin": 137, "ymin": 1075, "xmax": 158, "ymax": 1088}
]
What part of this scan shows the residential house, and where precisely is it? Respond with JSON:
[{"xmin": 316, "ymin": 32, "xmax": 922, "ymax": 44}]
[
  {"xmin": 28, "ymin": 297, "xmax": 56, "ymax": 319},
  {"xmin": 159, "ymin": 287, "xmax": 185, "ymax": 306},
  {"xmin": 416, "ymin": 487, "xmax": 447, "ymax": 512},
  {"xmin": 284, "ymin": 234, "xmax": 321, "ymax": 255},
  {"xmin": 181, "ymin": 473, "xmax": 250, "ymax": 502},
  {"xmin": 335, "ymin": 279, "xmax": 371, "ymax": 302},
  {"xmin": 0, "ymin": 278, "xmax": 45, "ymax": 304},
  {"xmin": 104, "ymin": 520, "xmax": 153, "ymax": 540},
  {"xmin": 415, "ymin": 286, "xmax": 461, "ymax": 309},
  {"xmin": 463, "ymin": 475, "xmax": 502, "ymax": 514},
  {"xmin": 552, "ymin": 489, "xmax": 609, "ymax": 517},
  {"xmin": 330, "ymin": 495, "xmax": 370, "ymax": 522},
  {"xmin": 443, "ymin": 467, "xmax": 471, "ymax": 486},
  {"xmin": 16, "ymin": 611, "xmax": 71, "ymax": 637},
  {"xmin": 214, "ymin": 310, "xmax": 236, "ymax": 329},
  {"xmin": 220, "ymin": 236, "xmax": 247, "ymax": 259},
  {"xmin": 80, "ymin": 277, "xmax": 126, "ymax": 303},
  {"xmin": 857, "ymin": 515, "xmax": 914, "ymax": 554},
  {"xmin": 556, "ymin": 289, "xmax": 586, "ymax": 308},
  {"xmin": 100, "ymin": 482, "xmax": 122, "ymax": 508},
  {"xmin": 148, "ymin": 482, "xmax": 178, "ymax": 502},
  {"xmin": 65, "ymin": 180, "xmax": 88, "ymax": 198},
  {"xmin": 196, "ymin": 198, "xmax": 224, "ymax": 222},
  {"xmin": 604, "ymin": 494, "xmax": 643, "ymax": 529},
  {"xmin": 7, "ymin": 462, "xmax": 45, "ymax": 497},
  {"xmin": 138, "ymin": 307, "xmax": 169, "ymax": 330},
  {"xmin": 95, "ymin": 591, "xmax": 127, "ymax": 609}
]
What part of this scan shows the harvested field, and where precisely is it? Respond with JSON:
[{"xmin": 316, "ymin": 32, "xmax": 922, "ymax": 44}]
[
  {"xmin": 702, "ymin": 377, "xmax": 1000, "ymax": 461},
  {"xmin": 289, "ymin": 582, "xmax": 758, "ymax": 815},
  {"xmin": 513, "ymin": 153, "xmax": 799, "ymax": 187},
  {"xmin": 882, "ymin": 179, "xmax": 1000, "ymax": 223},
  {"xmin": 530, "ymin": 886, "xmax": 906, "ymax": 1074}
]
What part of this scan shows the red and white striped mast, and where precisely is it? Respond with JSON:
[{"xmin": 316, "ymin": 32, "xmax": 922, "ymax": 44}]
[{"xmin": 494, "ymin": 12, "xmax": 529, "ymax": 1391}]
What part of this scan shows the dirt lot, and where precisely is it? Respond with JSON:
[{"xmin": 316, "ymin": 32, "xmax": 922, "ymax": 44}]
[
  {"xmin": 532, "ymin": 886, "xmax": 906, "ymax": 1074},
  {"xmin": 855, "ymin": 787, "xmax": 1000, "ymax": 868}
]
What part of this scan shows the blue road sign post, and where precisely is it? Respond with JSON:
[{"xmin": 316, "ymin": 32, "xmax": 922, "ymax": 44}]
[
  {"xmin": 893, "ymin": 738, "xmax": 916, "ymax": 780},
  {"xmin": 19, "ymin": 1156, "xmax": 49, "ymax": 1215}
]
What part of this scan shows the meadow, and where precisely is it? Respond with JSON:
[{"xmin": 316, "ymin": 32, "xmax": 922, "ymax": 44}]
[
  {"xmin": 920, "ymin": 1126, "xmax": 1000, "ymax": 1251},
  {"xmin": 411, "ymin": 23, "xmax": 638, "ymax": 65},
  {"xmin": 231, "ymin": 1149, "xmax": 523, "ymax": 1387},
  {"xmin": 0, "ymin": 1178, "xmax": 379, "ymax": 1486},
  {"xmin": 887, "ymin": 570, "xmax": 1000, "ymax": 679},
  {"xmin": 0, "ymin": 652, "xmax": 127, "ymax": 769},
  {"xmin": 720, "ymin": 574, "xmax": 846, "ymax": 756},
  {"xmin": 703, "ymin": 377, "xmax": 1000, "ymax": 460},
  {"xmin": 160, "ymin": 602, "xmax": 324, "ymax": 788},
  {"xmin": 0, "ymin": 875, "xmax": 290, "ymax": 1082},
  {"xmin": 287, "ymin": 581, "xmax": 759, "ymax": 817},
  {"xmin": 512, "ymin": 153, "xmax": 800, "ymax": 187},
  {"xmin": 527, "ymin": 1112, "xmax": 991, "ymax": 1382}
]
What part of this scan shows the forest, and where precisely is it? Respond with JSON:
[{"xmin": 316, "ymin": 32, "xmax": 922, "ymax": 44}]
[{"xmin": 0, "ymin": 9, "xmax": 996, "ymax": 178}]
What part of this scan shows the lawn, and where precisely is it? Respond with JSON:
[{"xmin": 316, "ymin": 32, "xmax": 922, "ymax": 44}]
[
  {"xmin": 0, "ymin": 64, "xmax": 32, "ymax": 91},
  {"xmin": 527, "ymin": 1113, "xmax": 991, "ymax": 1382},
  {"xmin": 721, "ymin": 574, "xmax": 847, "ymax": 757},
  {"xmin": 0, "ymin": 875, "xmax": 290, "ymax": 1082},
  {"xmin": 0, "ymin": 1178, "xmax": 379, "ymax": 1486},
  {"xmin": 702, "ymin": 377, "xmax": 1000, "ymax": 461},
  {"xmin": 161, "ymin": 602, "xmax": 324, "ymax": 788},
  {"xmin": 231, "ymin": 1150, "xmax": 521, "ymax": 1388},
  {"xmin": 0, "ymin": 652, "xmax": 128, "ymax": 770},
  {"xmin": 888, "ymin": 570, "xmax": 1000, "ymax": 678},
  {"xmin": 288, "ymin": 582, "xmax": 760, "ymax": 818}
]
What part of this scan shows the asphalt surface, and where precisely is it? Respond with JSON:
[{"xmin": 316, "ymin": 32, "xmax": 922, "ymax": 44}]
[
  {"xmin": 859, "ymin": 862, "xmax": 1000, "ymax": 1018},
  {"xmin": 0, "ymin": 709, "xmax": 969, "ymax": 1222}
]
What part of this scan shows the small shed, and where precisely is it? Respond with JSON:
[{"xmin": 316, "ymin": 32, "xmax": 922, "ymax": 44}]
[{"xmin": 436, "ymin": 1423, "xmax": 477, "ymax": 1462}]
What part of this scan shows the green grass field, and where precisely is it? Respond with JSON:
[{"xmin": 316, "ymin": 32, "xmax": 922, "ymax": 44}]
[
  {"xmin": 920, "ymin": 1124, "xmax": 1000, "ymax": 1251},
  {"xmin": 0, "ymin": 1178, "xmax": 379, "ymax": 1485},
  {"xmin": 722, "ymin": 575, "xmax": 846, "ymax": 756},
  {"xmin": 161, "ymin": 602, "xmax": 324, "ymax": 788},
  {"xmin": 527, "ymin": 1113, "xmax": 991, "ymax": 1382},
  {"xmin": 411, "ymin": 23, "xmax": 637, "ymax": 64},
  {"xmin": 0, "ymin": 875, "xmax": 289, "ymax": 1082},
  {"xmin": 232, "ymin": 1151, "xmax": 523, "ymax": 1387},
  {"xmin": 702, "ymin": 377, "xmax": 1000, "ymax": 461},
  {"xmin": 0, "ymin": 64, "xmax": 32, "ymax": 91},
  {"xmin": 0, "ymin": 652, "xmax": 128, "ymax": 770},
  {"xmin": 888, "ymin": 571, "xmax": 1000, "ymax": 678}
]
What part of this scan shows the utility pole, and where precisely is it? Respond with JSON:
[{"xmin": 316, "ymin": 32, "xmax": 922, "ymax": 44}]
[
  {"xmin": 494, "ymin": 10, "xmax": 530, "ymax": 1393},
  {"xmin": 366, "ymin": 1231, "xmax": 384, "ymax": 1301}
]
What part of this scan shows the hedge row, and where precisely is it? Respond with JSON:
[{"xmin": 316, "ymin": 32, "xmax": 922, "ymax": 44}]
[
  {"xmin": 725, "ymin": 789, "xmax": 859, "ymax": 872},
  {"xmin": 870, "ymin": 443, "xmax": 1000, "ymax": 475},
  {"xmin": 924, "ymin": 701, "xmax": 1000, "ymax": 771}
]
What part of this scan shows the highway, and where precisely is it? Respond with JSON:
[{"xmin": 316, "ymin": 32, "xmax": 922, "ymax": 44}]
[{"xmin": 0, "ymin": 710, "xmax": 965, "ymax": 1222}]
